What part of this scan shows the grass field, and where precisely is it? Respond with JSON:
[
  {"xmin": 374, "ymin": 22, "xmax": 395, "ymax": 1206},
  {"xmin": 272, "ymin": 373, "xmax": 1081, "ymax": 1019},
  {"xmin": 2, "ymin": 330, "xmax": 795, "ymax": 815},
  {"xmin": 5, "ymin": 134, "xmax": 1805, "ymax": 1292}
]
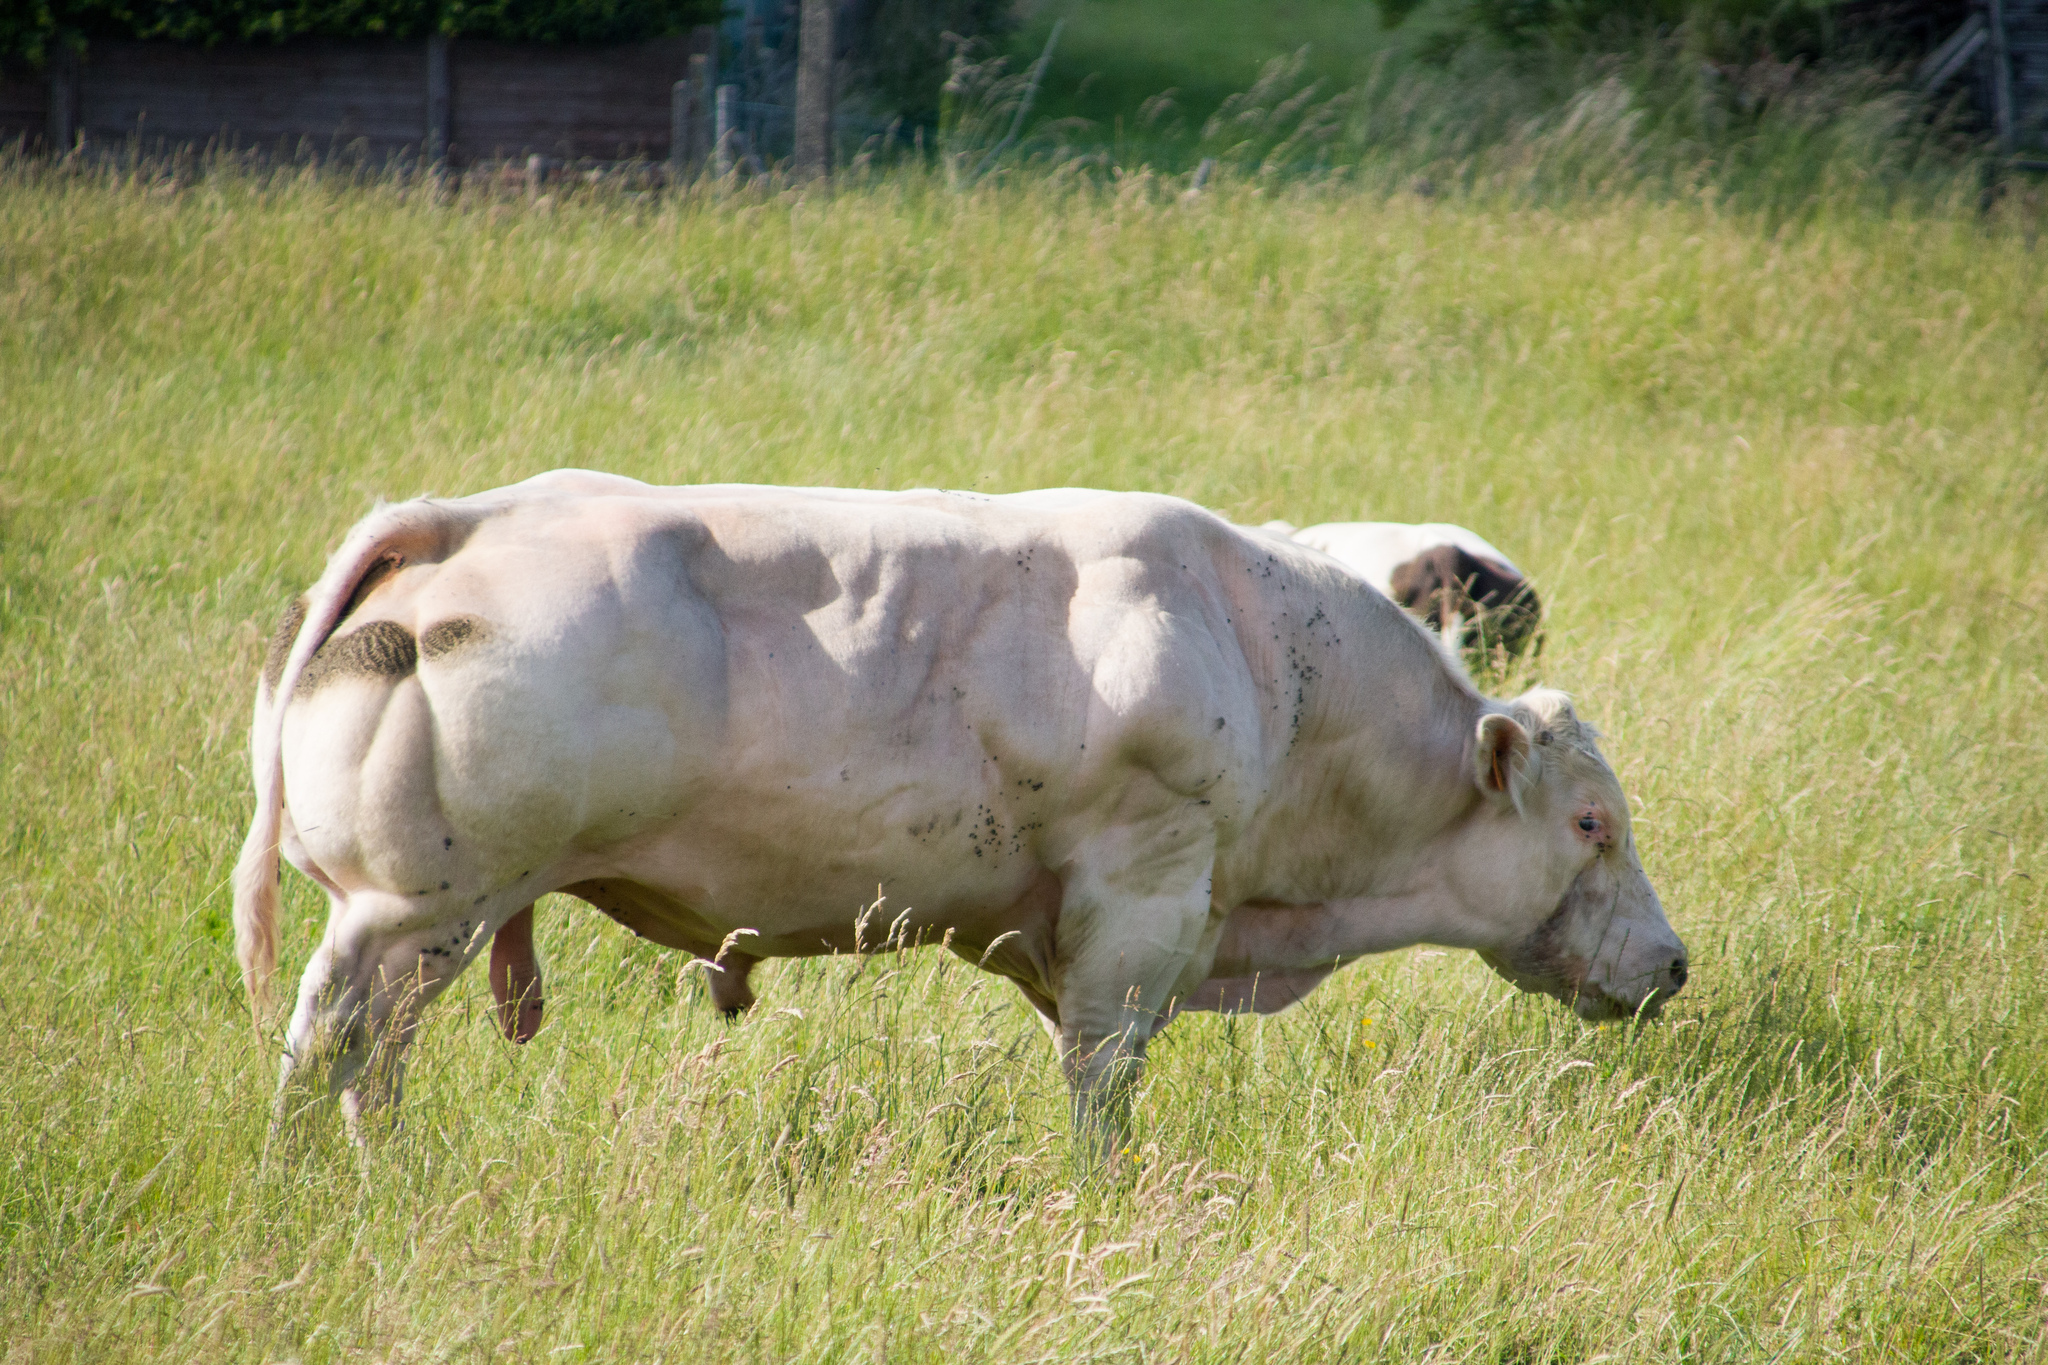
[{"xmin": 3, "ymin": 155, "xmax": 2047, "ymax": 1362}]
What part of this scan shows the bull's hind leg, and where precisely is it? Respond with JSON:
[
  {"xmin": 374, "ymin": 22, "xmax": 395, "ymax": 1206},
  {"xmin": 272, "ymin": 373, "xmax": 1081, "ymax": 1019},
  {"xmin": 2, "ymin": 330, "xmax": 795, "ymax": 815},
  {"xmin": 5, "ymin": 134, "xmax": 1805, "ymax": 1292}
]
[
  {"xmin": 277, "ymin": 890, "xmax": 509, "ymax": 1144},
  {"xmin": 1051, "ymin": 829, "xmax": 1222, "ymax": 1165}
]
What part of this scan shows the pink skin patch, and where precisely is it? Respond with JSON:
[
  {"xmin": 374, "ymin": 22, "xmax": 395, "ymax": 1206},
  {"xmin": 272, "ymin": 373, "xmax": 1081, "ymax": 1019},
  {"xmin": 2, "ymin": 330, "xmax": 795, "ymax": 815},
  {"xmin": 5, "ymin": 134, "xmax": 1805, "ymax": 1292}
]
[{"xmin": 490, "ymin": 904, "xmax": 545, "ymax": 1043}]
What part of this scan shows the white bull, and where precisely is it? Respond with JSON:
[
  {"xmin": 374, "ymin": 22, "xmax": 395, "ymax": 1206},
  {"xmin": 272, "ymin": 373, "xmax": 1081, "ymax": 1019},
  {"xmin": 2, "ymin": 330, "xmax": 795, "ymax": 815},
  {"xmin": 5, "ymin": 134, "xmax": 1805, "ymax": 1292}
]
[{"xmin": 235, "ymin": 473, "xmax": 1686, "ymax": 1153}]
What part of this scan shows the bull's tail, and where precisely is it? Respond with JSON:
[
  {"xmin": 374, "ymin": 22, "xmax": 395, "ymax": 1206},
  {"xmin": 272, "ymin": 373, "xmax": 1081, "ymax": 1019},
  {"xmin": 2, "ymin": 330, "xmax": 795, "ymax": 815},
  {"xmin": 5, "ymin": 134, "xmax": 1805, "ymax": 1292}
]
[{"xmin": 231, "ymin": 497, "xmax": 472, "ymax": 1022}]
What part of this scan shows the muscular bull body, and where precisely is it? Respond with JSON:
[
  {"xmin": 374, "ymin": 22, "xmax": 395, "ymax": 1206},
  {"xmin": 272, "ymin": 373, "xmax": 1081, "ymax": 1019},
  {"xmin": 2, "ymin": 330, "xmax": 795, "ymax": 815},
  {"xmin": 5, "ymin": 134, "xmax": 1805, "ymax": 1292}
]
[{"xmin": 235, "ymin": 474, "xmax": 1684, "ymax": 1152}]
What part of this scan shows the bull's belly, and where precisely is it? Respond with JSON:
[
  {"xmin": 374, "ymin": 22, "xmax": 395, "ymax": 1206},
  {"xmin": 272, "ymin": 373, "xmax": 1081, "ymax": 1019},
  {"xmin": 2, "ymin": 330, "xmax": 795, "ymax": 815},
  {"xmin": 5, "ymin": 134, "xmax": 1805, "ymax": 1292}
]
[
  {"xmin": 551, "ymin": 831, "xmax": 1048, "ymax": 956},
  {"xmin": 554, "ymin": 860, "xmax": 1061, "ymax": 964},
  {"xmin": 542, "ymin": 764, "xmax": 1066, "ymax": 962}
]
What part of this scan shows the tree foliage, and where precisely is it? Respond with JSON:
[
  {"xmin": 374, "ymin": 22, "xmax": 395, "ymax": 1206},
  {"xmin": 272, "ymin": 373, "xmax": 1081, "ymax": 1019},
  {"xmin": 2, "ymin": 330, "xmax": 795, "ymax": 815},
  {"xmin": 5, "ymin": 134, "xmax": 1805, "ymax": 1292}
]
[
  {"xmin": 6, "ymin": 0, "xmax": 720, "ymax": 67},
  {"xmin": 1378, "ymin": 0, "xmax": 1849, "ymax": 64},
  {"xmin": 846, "ymin": 0, "xmax": 1016, "ymax": 126}
]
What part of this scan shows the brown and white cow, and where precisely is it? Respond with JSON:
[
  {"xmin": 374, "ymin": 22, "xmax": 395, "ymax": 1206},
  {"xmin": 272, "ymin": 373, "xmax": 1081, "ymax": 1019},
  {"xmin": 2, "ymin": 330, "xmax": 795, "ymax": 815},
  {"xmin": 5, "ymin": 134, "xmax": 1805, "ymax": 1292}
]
[
  {"xmin": 236, "ymin": 474, "xmax": 1684, "ymax": 1155},
  {"xmin": 1263, "ymin": 520, "xmax": 1543, "ymax": 661}
]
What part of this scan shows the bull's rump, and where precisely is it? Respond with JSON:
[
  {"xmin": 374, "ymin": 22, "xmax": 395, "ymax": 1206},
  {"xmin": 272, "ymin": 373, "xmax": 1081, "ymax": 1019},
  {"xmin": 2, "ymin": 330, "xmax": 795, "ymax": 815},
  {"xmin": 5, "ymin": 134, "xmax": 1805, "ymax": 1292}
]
[{"xmin": 279, "ymin": 479, "xmax": 1274, "ymax": 959}]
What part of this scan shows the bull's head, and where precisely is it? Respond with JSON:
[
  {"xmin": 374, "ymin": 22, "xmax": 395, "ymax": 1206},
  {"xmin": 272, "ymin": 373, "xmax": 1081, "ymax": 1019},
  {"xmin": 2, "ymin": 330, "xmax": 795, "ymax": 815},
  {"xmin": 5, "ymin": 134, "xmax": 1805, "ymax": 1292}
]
[{"xmin": 1452, "ymin": 689, "xmax": 1686, "ymax": 1019}]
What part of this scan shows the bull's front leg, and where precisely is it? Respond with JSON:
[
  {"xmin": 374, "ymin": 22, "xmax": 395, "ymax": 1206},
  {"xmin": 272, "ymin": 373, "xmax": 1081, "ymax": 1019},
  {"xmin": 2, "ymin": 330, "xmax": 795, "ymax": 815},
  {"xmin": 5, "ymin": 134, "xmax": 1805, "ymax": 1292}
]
[
  {"xmin": 1051, "ymin": 829, "xmax": 1222, "ymax": 1166},
  {"xmin": 697, "ymin": 950, "xmax": 759, "ymax": 1017}
]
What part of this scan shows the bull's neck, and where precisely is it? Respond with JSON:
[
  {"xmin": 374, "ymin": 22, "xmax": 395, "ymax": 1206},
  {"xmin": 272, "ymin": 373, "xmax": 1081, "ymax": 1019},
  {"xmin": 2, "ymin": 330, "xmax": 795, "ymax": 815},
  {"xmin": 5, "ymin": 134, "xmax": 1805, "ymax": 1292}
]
[
  {"xmin": 1335, "ymin": 642, "xmax": 1486, "ymax": 848},
  {"xmin": 1268, "ymin": 581, "xmax": 1490, "ymax": 902}
]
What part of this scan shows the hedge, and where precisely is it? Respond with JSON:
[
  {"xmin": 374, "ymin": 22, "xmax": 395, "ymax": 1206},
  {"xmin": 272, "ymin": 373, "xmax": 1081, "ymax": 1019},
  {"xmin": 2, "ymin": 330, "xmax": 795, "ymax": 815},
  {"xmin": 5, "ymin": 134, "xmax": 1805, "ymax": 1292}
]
[{"xmin": 6, "ymin": 0, "xmax": 723, "ymax": 67}]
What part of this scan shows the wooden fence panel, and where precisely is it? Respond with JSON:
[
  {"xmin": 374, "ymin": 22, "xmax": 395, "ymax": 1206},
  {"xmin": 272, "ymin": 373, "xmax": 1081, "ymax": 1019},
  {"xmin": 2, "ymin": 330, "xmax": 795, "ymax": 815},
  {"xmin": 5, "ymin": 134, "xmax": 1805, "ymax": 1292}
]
[
  {"xmin": 0, "ymin": 31, "xmax": 718, "ymax": 163},
  {"xmin": 79, "ymin": 41, "xmax": 427, "ymax": 156},
  {"xmin": 453, "ymin": 35, "xmax": 708, "ymax": 161},
  {"xmin": 0, "ymin": 64, "xmax": 47, "ymax": 147}
]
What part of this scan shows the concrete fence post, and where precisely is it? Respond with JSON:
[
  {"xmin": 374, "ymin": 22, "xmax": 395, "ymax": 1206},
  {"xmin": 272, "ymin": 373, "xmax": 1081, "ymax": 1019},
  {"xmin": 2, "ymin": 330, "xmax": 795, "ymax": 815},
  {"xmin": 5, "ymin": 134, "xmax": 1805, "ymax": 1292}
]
[{"xmin": 793, "ymin": 0, "xmax": 834, "ymax": 182}]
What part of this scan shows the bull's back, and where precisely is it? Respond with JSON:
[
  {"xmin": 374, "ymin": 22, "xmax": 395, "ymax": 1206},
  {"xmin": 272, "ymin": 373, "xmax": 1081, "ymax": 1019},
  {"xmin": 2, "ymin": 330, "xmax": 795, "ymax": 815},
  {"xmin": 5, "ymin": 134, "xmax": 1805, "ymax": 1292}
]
[{"xmin": 279, "ymin": 482, "xmax": 1299, "ymax": 918}]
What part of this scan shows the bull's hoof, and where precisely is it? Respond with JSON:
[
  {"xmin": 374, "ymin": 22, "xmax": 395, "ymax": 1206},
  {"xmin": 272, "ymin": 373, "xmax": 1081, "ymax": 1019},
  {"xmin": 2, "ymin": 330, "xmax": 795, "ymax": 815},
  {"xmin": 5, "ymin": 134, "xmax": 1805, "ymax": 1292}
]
[{"xmin": 507, "ymin": 1000, "xmax": 544, "ymax": 1044}]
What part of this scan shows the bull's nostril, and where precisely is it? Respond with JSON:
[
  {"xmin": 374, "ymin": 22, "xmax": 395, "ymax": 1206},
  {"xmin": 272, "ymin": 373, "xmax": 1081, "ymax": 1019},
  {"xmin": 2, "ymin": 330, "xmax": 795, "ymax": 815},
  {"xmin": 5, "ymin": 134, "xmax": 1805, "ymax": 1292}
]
[{"xmin": 1670, "ymin": 958, "xmax": 1688, "ymax": 990}]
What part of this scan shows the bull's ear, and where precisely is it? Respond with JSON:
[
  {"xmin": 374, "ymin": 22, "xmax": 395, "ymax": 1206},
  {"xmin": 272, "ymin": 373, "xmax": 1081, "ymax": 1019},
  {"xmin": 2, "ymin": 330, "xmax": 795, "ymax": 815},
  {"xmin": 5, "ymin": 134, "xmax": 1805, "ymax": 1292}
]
[{"xmin": 1474, "ymin": 712, "xmax": 1539, "ymax": 810}]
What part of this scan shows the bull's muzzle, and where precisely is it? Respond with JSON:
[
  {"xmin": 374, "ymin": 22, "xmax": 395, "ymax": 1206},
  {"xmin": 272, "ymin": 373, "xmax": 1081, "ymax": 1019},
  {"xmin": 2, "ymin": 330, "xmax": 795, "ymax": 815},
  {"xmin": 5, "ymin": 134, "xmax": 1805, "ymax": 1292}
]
[{"xmin": 1575, "ymin": 951, "xmax": 1688, "ymax": 1021}]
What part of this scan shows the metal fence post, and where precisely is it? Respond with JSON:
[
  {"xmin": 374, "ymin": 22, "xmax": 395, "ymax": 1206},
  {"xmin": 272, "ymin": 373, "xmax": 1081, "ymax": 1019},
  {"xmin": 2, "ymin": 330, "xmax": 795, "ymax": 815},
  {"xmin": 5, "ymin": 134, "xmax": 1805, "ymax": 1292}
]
[
  {"xmin": 671, "ymin": 78, "xmax": 691, "ymax": 181},
  {"xmin": 1987, "ymin": 0, "xmax": 2016, "ymax": 152},
  {"xmin": 714, "ymin": 83, "xmax": 737, "ymax": 178},
  {"xmin": 793, "ymin": 0, "xmax": 834, "ymax": 181},
  {"xmin": 688, "ymin": 53, "xmax": 712, "ymax": 169},
  {"xmin": 426, "ymin": 32, "xmax": 451, "ymax": 165},
  {"xmin": 47, "ymin": 47, "xmax": 77, "ymax": 153},
  {"xmin": 741, "ymin": 0, "xmax": 763, "ymax": 96}
]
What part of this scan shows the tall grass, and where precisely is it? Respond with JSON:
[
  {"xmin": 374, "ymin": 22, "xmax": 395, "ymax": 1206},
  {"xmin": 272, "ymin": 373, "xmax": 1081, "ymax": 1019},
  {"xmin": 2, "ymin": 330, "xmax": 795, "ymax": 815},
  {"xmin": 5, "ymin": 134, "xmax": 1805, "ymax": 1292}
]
[
  {"xmin": 962, "ymin": 9, "xmax": 2001, "ymax": 217},
  {"xmin": 2, "ymin": 154, "xmax": 2046, "ymax": 1361}
]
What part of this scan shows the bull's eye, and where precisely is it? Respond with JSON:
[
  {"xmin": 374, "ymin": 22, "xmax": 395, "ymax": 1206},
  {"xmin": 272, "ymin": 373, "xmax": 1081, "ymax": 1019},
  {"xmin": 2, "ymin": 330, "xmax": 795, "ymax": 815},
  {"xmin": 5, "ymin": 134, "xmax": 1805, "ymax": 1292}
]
[{"xmin": 1577, "ymin": 815, "xmax": 1600, "ymax": 833}]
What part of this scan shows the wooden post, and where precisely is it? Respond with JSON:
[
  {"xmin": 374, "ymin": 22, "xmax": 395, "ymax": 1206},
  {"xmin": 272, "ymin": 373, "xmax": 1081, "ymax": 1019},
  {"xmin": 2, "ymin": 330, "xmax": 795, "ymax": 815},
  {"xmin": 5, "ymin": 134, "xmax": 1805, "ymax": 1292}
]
[
  {"xmin": 714, "ymin": 83, "xmax": 737, "ymax": 178},
  {"xmin": 527, "ymin": 153, "xmax": 543, "ymax": 201},
  {"xmin": 793, "ymin": 0, "xmax": 835, "ymax": 181},
  {"xmin": 47, "ymin": 47, "xmax": 77, "ymax": 153},
  {"xmin": 426, "ymin": 32, "xmax": 452, "ymax": 164},
  {"xmin": 1988, "ymin": 0, "xmax": 2016, "ymax": 152}
]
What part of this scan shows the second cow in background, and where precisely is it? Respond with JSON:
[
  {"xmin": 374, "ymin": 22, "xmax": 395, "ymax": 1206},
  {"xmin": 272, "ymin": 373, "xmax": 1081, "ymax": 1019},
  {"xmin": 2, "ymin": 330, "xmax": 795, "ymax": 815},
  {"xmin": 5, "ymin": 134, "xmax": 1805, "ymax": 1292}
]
[{"xmin": 1263, "ymin": 520, "xmax": 1543, "ymax": 662}]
